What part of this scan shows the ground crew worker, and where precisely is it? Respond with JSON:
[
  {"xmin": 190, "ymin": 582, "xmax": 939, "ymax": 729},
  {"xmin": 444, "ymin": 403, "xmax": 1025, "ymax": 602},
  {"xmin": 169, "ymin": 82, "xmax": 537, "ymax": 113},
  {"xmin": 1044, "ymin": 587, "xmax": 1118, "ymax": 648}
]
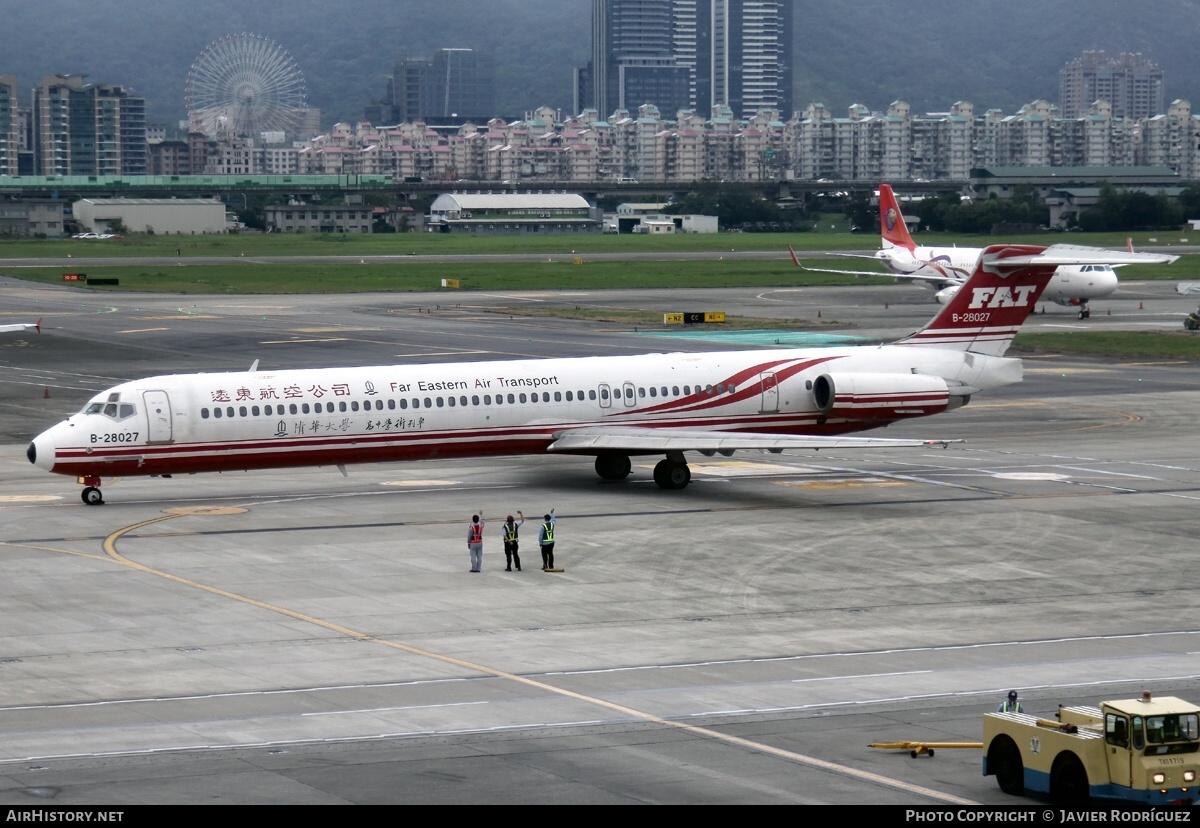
[
  {"xmin": 503, "ymin": 511, "xmax": 523, "ymax": 571},
  {"xmin": 539, "ymin": 509, "xmax": 556, "ymax": 571},
  {"xmin": 467, "ymin": 510, "xmax": 485, "ymax": 572},
  {"xmin": 998, "ymin": 690, "xmax": 1023, "ymax": 713}
]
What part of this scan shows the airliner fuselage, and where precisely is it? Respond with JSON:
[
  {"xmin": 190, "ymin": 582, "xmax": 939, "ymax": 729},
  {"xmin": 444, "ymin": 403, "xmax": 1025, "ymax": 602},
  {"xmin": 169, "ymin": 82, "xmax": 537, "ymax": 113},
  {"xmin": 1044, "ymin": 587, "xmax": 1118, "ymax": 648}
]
[{"xmin": 28, "ymin": 344, "xmax": 1002, "ymax": 489}]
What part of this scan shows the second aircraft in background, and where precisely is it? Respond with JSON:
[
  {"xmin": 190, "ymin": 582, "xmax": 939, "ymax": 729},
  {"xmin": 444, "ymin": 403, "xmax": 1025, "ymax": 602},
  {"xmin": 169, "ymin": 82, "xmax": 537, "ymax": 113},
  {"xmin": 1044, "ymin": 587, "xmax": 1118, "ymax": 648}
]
[{"xmin": 789, "ymin": 184, "xmax": 1178, "ymax": 318}]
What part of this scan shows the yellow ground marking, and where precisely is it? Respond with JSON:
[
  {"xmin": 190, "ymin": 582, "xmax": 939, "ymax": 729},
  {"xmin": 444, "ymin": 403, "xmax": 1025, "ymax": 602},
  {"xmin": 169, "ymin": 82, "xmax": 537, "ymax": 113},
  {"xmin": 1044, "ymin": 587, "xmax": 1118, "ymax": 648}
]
[
  {"xmin": 391, "ymin": 350, "xmax": 490, "ymax": 357},
  {"xmin": 118, "ymin": 327, "xmax": 170, "ymax": 334},
  {"xmin": 258, "ymin": 338, "xmax": 350, "ymax": 344},
  {"xmin": 1025, "ymin": 367, "xmax": 1113, "ymax": 375},
  {"xmin": 2, "ymin": 541, "xmax": 113, "ymax": 562},
  {"xmin": 693, "ymin": 460, "xmax": 823, "ymax": 476},
  {"xmin": 782, "ymin": 479, "xmax": 910, "ymax": 491},
  {"xmin": 163, "ymin": 505, "xmax": 247, "ymax": 516},
  {"xmin": 381, "ymin": 480, "xmax": 460, "ymax": 487},
  {"xmin": 134, "ymin": 315, "xmax": 222, "ymax": 320},
  {"xmin": 1117, "ymin": 361, "xmax": 1192, "ymax": 367},
  {"xmin": 0, "ymin": 495, "xmax": 63, "ymax": 503},
  {"xmin": 94, "ymin": 510, "xmax": 976, "ymax": 805},
  {"xmin": 942, "ymin": 400, "xmax": 1139, "ymax": 435}
]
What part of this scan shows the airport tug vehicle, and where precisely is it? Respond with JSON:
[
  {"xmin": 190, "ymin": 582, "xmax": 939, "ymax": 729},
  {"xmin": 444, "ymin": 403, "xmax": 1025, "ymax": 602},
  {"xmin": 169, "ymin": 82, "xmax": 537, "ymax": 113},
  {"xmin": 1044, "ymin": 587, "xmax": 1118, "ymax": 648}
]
[{"xmin": 983, "ymin": 692, "xmax": 1200, "ymax": 805}]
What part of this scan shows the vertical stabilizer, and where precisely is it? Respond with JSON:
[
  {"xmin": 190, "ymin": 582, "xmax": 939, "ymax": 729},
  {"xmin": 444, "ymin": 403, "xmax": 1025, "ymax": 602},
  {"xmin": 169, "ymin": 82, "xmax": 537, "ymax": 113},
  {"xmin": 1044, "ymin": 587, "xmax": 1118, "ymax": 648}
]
[
  {"xmin": 897, "ymin": 244, "xmax": 1058, "ymax": 357},
  {"xmin": 879, "ymin": 184, "xmax": 917, "ymax": 251}
]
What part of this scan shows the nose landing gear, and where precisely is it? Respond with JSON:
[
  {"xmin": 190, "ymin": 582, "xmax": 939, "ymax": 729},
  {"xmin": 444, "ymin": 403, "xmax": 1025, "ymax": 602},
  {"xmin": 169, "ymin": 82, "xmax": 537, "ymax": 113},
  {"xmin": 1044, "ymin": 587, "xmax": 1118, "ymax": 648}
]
[{"xmin": 79, "ymin": 476, "xmax": 105, "ymax": 505}]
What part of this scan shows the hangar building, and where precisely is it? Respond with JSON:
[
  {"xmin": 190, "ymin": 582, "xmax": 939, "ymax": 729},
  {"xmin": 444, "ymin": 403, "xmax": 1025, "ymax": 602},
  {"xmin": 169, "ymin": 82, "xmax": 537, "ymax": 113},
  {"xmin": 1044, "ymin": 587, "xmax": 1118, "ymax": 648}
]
[
  {"xmin": 72, "ymin": 198, "xmax": 228, "ymax": 235},
  {"xmin": 427, "ymin": 192, "xmax": 601, "ymax": 234}
]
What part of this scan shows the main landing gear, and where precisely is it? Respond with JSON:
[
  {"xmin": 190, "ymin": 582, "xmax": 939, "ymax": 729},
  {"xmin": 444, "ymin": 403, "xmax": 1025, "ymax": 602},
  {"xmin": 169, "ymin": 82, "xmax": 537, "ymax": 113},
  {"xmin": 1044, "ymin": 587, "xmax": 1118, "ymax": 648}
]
[
  {"xmin": 593, "ymin": 453, "xmax": 692, "ymax": 490},
  {"xmin": 653, "ymin": 458, "xmax": 691, "ymax": 490},
  {"xmin": 80, "ymin": 476, "xmax": 104, "ymax": 505}
]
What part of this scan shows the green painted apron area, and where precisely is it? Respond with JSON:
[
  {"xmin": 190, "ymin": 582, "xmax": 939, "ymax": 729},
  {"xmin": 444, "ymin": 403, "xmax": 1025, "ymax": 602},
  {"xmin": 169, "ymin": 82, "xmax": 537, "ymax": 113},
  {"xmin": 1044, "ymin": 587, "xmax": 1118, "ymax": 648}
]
[{"xmin": 630, "ymin": 329, "xmax": 872, "ymax": 347}]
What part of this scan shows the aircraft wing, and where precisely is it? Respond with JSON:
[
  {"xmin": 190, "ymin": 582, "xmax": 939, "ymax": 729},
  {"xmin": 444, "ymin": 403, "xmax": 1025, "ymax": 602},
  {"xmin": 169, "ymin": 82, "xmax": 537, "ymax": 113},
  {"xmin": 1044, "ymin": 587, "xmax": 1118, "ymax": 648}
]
[
  {"xmin": 1024, "ymin": 244, "xmax": 1179, "ymax": 266},
  {"xmin": 787, "ymin": 244, "xmax": 959, "ymax": 287},
  {"xmin": 547, "ymin": 426, "xmax": 955, "ymax": 454},
  {"xmin": 830, "ymin": 252, "xmax": 887, "ymax": 261},
  {"xmin": 792, "ymin": 261, "xmax": 899, "ymax": 278},
  {"xmin": 0, "ymin": 319, "xmax": 40, "ymax": 333}
]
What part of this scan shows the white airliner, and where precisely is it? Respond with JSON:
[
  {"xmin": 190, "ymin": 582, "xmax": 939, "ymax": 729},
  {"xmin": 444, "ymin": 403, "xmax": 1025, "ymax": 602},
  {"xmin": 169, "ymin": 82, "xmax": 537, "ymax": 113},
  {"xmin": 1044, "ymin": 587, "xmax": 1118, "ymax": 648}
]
[
  {"xmin": 0, "ymin": 319, "xmax": 40, "ymax": 333},
  {"xmin": 27, "ymin": 244, "xmax": 1161, "ymax": 505},
  {"xmin": 789, "ymin": 184, "xmax": 1177, "ymax": 318}
]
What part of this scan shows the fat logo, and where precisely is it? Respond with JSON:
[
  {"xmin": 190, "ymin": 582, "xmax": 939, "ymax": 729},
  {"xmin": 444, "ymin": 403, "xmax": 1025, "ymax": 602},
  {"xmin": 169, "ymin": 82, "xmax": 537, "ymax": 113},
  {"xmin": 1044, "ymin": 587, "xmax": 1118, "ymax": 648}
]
[{"xmin": 968, "ymin": 284, "xmax": 1036, "ymax": 309}]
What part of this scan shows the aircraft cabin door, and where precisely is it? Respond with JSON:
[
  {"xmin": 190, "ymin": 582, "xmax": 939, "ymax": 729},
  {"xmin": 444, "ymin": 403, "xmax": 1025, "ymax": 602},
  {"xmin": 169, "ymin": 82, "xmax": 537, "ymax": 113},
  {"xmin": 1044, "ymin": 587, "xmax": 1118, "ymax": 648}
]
[
  {"xmin": 598, "ymin": 383, "xmax": 612, "ymax": 409},
  {"xmin": 143, "ymin": 390, "xmax": 173, "ymax": 444},
  {"xmin": 622, "ymin": 381, "xmax": 637, "ymax": 408},
  {"xmin": 759, "ymin": 372, "xmax": 779, "ymax": 413}
]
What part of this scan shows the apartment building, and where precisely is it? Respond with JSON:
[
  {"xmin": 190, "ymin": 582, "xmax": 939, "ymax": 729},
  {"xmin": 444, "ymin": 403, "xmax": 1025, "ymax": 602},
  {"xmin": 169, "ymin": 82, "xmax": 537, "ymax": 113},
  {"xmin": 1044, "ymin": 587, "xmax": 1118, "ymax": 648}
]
[
  {"xmin": 1060, "ymin": 51, "xmax": 1164, "ymax": 121},
  {"xmin": 32, "ymin": 75, "xmax": 146, "ymax": 176},
  {"xmin": 0, "ymin": 75, "xmax": 18, "ymax": 177}
]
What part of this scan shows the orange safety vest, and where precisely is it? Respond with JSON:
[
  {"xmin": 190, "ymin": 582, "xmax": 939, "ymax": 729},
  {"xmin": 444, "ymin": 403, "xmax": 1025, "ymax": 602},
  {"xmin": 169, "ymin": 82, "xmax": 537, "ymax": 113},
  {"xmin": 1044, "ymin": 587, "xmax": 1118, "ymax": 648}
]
[{"xmin": 469, "ymin": 523, "xmax": 483, "ymax": 543}]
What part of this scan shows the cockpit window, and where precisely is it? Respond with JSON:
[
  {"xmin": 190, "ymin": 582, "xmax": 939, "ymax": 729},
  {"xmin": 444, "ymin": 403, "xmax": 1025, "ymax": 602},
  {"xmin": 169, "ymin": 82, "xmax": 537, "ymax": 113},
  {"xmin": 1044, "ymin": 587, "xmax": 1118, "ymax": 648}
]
[{"xmin": 85, "ymin": 399, "xmax": 137, "ymax": 422}]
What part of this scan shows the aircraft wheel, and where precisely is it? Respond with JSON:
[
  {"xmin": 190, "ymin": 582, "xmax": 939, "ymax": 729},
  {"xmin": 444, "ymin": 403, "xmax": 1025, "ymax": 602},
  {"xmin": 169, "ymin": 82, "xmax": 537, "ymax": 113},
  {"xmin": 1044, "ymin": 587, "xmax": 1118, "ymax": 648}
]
[
  {"xmin": 81, "ymin": 487, "xmax": 104, "ymax": 506},
  {"xmin": 653, "ymin": 459, "xmax": 691, "ymax": 490},
  {"xmin": 595, "ymin": 454, "xmax": 632, "ymax": 481}
]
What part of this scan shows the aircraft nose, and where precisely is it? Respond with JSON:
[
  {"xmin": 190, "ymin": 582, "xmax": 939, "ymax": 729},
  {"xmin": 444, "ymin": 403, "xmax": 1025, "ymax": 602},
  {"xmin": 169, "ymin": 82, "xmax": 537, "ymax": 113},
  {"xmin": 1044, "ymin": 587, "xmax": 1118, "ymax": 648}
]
[{"xmin": 27, "ymin": 430, "xmax": 56, "ymax": 471}]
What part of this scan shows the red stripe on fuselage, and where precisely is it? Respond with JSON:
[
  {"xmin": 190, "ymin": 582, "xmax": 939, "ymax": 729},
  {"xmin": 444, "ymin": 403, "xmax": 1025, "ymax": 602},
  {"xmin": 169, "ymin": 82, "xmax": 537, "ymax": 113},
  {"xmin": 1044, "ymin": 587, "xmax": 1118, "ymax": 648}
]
[
  {"xmin": 622, "ymin": 355, "xmax": 839, "ymax": 417},
  {"xmin": 47, "ymin": 408, "xmax": 895, "ymax": 477}
]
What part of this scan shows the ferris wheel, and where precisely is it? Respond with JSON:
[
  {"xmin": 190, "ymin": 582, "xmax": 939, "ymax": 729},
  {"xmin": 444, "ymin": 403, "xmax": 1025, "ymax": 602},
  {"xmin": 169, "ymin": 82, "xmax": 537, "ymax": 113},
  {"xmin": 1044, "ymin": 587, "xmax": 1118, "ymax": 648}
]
[{"xmin": 185, "ymin": 33, "xmax": 307, "ymax": 139}]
